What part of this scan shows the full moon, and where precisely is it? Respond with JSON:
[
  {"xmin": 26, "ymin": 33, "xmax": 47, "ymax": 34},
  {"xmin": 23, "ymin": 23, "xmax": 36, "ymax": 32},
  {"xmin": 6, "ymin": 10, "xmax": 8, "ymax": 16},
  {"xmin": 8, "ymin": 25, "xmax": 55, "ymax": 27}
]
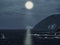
[{"xmin": 25, "ymin": 1, "xmax": 34, "ymax": 10}]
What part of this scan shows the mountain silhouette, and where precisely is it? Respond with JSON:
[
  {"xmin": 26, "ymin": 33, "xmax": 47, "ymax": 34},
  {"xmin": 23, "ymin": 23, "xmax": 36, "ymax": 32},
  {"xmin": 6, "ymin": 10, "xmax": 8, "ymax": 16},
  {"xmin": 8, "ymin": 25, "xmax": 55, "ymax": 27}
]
[{"xmin": 33, "ymin": 14, "xmax": 60, "ymax": 32}]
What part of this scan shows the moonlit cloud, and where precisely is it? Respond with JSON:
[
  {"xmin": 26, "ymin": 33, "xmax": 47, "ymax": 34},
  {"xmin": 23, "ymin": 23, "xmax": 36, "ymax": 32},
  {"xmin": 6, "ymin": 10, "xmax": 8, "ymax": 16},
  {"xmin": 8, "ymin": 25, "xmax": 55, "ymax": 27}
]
[{"xmin": 0, "ymin": 0, "xmax": 60, "ymax": 29}]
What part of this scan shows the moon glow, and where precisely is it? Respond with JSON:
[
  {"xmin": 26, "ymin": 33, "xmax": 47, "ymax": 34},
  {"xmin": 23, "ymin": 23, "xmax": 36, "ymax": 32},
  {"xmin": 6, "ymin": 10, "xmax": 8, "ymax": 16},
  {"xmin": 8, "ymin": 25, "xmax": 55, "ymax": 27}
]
[{"xmin": 25, "ymin": 1, "xmax": 34, "ymax": 10}]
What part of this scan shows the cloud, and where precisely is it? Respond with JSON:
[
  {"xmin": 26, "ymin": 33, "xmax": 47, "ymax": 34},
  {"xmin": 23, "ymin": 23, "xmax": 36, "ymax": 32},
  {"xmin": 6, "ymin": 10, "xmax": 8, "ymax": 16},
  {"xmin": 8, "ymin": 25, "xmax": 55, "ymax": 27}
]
[{"xmin": 0, "ymin": 0, "xmax": 60, "ymax": 29}]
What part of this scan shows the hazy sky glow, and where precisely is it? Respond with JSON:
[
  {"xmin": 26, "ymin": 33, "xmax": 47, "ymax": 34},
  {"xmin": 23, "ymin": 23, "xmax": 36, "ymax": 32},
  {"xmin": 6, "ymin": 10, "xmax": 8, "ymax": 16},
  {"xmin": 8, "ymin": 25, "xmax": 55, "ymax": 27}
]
[{"xmin": 0, "ymin": 0, "xmax": 60, "ymax": 29}]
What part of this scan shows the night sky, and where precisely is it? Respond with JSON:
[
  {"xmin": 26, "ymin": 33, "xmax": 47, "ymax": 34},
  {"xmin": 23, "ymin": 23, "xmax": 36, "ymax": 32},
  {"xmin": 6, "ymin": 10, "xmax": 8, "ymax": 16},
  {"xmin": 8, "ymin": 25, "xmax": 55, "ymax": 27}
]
[{"xmin": 0, "ymin": 0, "xmax": 60, "ymax": 29}]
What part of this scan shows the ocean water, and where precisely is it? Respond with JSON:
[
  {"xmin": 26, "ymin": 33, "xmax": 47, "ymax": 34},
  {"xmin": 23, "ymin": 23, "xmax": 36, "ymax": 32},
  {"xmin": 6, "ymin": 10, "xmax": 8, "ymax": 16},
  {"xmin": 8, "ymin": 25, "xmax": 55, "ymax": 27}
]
[{"xmin": 0, "ymin": 30, "xmax": 60, "ymax": 45}]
